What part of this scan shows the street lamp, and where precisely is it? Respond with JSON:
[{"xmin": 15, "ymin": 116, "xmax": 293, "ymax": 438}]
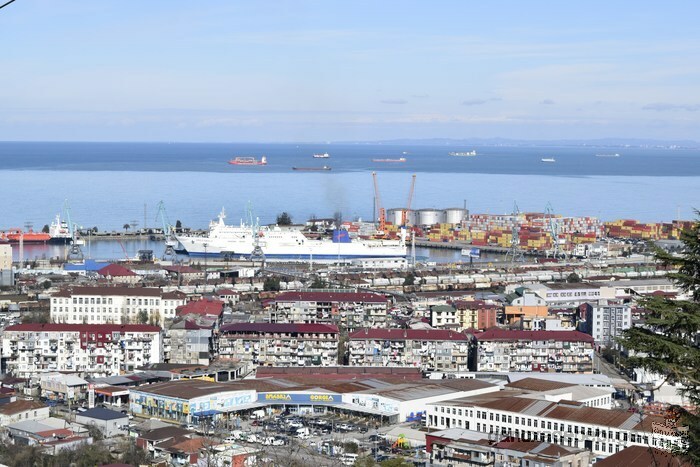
[{"xmin": 203, "ymin": 243, "xmax": 208, "ymax": 289}]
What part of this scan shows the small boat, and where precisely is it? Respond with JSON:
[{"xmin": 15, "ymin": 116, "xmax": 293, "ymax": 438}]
[
  {"xmin": 313, "ymin": 153, "xmax": 330, "ymax": 159},
  {"xmin": 229, "ymin": 156, "xmax": 267, "ymax": 166},
  {"xmin": 292, "ymin": 166, "xmax": 332, "ymax": 171},
  {"xmin": 372, "ymin": 157, "xmax": 406, "ymax": 163},
  {"xmin": 448, "ymin": 151, "xmax": 477, "ymax": 157},
  {"xmin": 595, "ymin": 153, "xmax": 620, "ymax": 157},
  {"xmin": 541, "ymin": 158, "xmax": 556, "ymax": 163}
]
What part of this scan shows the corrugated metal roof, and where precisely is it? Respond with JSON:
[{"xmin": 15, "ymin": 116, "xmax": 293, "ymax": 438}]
[{"xmin": 220, "ymin": 323, "xmax": 339, "ymax": 334}]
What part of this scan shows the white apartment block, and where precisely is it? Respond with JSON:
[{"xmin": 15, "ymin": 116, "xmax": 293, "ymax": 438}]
[
  {"xmin": 348, "ymin": 329, "xmax": 471, "ymax": 372},
  {"xmin": 270, "ymin": 291, "xmax": 389, "ymax": 330},
  {"xmin": 0, "ymin": 243, "xmax": 11, "ymax": 270},
  {"xmin": 218, "ymin": 323, "xmax": 339, "ymax": 367},
  {"xmin": 50, "ymin": 286, "xmax": 186, "ymax": 326},
  {"xmin": 1, "ymin": 323, "xmax": 162, "ymax": 378},
  {"xmin": 426, "ymin": 393, "xmax": 684, "ymax": 459},
  {"xmin": 476, "ymin": 330, "xmax": 595, "ymax": 373},
  {"xmin": 585, "ymin": 301, "xmax": 632, "ymax": 346}
]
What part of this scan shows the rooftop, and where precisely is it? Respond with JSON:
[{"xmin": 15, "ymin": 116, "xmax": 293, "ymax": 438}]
[
  {"xmin": 5, "ymin": 323, "xmax": 161, "ymax": 333},
  {"xmin": 75, "ymin": 407, "xmax": 127, "ymax": 421},
  {"xmin": 594, "ymin": 445, "xmax": 693, "ymax": 467},
  {"xmin": 0, "ymin": 399, "xmax": 46, "ymax": 416},
  {"xmin": 220, "ymin": 323, "xmax": 339, "ymax": 334},
  {"xmin": 98, "ymin": 263, "xmax": 137, "ymax": 277},
  {"xmin": 349, "ymin": 328, "xmax": 470, "ymax": 341},
  {"xmin": 52, "ymin": 286, "xmax": 169, "ymax": 298},
  {"xmin": 475, "ymin": 329, "xmax": 594, "ymax": 343},
  {"xmin": 274, "ymin": 291, "xmax": 389, "ymax": 303}
]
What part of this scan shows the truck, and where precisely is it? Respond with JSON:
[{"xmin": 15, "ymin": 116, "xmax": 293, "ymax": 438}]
[{"xmin": 250, "ymin": 409, "xmax": 266, "ymax": 420}]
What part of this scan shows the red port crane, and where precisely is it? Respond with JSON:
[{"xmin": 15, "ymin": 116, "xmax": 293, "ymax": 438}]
[{"xmin": 372, "ymin": 172, "xmax": 386, "ymax": 234}]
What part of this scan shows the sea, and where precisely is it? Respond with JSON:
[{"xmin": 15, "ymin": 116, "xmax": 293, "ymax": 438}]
[{"xmin": 1, "ymin": 141, "xmax": 699, "ymax": 263}]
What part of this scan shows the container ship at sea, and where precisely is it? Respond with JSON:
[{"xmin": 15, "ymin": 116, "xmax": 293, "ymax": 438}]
[
  {"xmin": 228, "ymin": 156, "xmax": 267, "ymax": 166},
  {"xmin": 175, "ymin": 208, "xmax": 407, "ymax": 260}
]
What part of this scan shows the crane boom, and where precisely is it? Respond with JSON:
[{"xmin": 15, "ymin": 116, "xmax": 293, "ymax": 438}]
[
  {"xmin": 402, "ymin": 174, "xmax": 416, "ymax": 227},
  {"xmin": 372, "ymin": 172, "xmax": 386, "ymax": 234}
]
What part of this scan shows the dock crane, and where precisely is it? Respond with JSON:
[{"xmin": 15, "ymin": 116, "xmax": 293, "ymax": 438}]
[
  {"xmin": 505, "ymin": 201, "xmax": 524, "ymax": 264},
  {"xmin": 372, "ymin": 172, "xmax": 386, "ymax": 235},
  {"xmin": 64, "ymin": 200, "xmax": 85, "ymax": 261},
  {"xmin": 156, "ymin": 201, "xmax": 178, "ymax": 260},
  {"xmin": 401, "ymin": 174, "xmax": 417, "ymax": 228},
  {"xmin": 545, "ymin": 202, "xmax": 566, "ymax": 259}
]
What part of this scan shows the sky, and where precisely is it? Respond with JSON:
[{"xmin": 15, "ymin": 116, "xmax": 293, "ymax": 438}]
[{"xmin": 1, "ymin": 1, "xmax": 700, "ymax": 142}]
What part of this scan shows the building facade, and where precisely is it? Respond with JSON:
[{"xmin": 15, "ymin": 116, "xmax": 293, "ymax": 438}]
[
  {"xmin": 475, "ymin": 330, "xmax": 594, "ymax": 373},
  {"xmin": 49, "ymin": 286, "xmax": 187, "ymax": 326},
  {"xmin": 1, "ymin": 323, "xmax": 162, "ymax": 378},
  {"xmin": 348, "ymin": 329, "xmax": 471, "ymax": 372},
  {"xmin": 270, "ymin": 291, "xmax": 389, "ymax": 329},
  {"xmin": 425, "ymin": 395, "xmax": 683, "ymax": 459},
  {"xmin": 581, "ymin": 301, "xmax": 632, "ymax": 347},
  {"xmin": 218, "ymin": 323, "xmax": 339, "ymax": 367}
]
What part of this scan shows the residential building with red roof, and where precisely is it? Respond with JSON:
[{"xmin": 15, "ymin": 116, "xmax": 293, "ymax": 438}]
[
  {"xmin": 166, "ymin": 318, "xmax": 214, "ymax": 366},
  {"xmin": 218, "ymin": 323, "xmax": 339, "ymax": 367},
  {"xmin": 475, "ymin": 329, "xmax": 595, "ymax": 373},
  {"xmin": 348, "ymin": 328, "xmax": 472, "ymax": 372},
  {"xmin": 97, "ymin": 263, "xmax": 141, "ymax": 284},
  {"xmin": 49, "ymin": 286, "xmax": 187, "ymax": 326},
  {"xmin": 0, "ymin": 399, "xmax": 49, "ymax": 427},
  {"xmin": 2, "ymin": 323, "xmax": 162, "ymax": 378},
  {"xmin": 270, "ymin": 290, "xmax": 390, "ymax": 330}
]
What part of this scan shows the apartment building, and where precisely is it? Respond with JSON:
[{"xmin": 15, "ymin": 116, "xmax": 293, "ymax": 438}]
[
  {"xmin": 269, "ymin": 291, "xmax": 389, "ymax": 329},
  {"xmin": 580, "ymin": 301, "xmax": 632, "ymax": 347},
  {"xmin": 431, "ymin": 300, "xmax": 499, "ymax": 331},
  {"xmin": 425, "ymin": 393, "xmax": 684, "ymax": 459},
  {"xmin": 218, "ymin": 323, "xmax": 339, "ymax": 367},
  {"xmin": 475, "ymin": 329, "xmax": 594, "ymax": 373},
  {"xmin": 1, "ymin": 323, "xmax": 162, "ymax": 378},
  {"xmin": 348, "ymin": 329, "xmax": 472, "ymax": 372},
  {"xmin": 527, "ymin": 283, "xmax": 617, "ymax": 306},
  {"xmin": 49, "ymin": 286, "xmax": 187, "ymax": 326}
]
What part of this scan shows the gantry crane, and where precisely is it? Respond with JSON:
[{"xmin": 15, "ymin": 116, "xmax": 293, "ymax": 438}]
[
  {"xmin": 505, "ymin": 201, "xmax": 524, "ymax": 264},
  {"xmin": 156, "ymin": 201, "xmax": 178, "ymax": 260},
  {"xmin": 401, "ymin": 174, "xmax": 416, "ymax": 228},
  {"xmin": 372, "ymin": 172, "xmax": 386, "ymax": 235}
]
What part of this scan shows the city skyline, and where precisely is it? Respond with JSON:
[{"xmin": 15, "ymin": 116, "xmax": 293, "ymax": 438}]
[{"xmin": 1, "ymin": 1, "xmax": 699, "ymax": 142}]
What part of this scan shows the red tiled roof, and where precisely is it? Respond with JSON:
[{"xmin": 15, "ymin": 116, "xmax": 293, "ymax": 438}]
[
  {"xmin": 349, "ymin": 328, "xmax": 470, "ymax": 341},
  {"xmin": 220, "ymin": 323, "xmax": 339, "ymax": 334},
  {"xmin": 594, "ymin": 445, "xmax": 693, "ymax": 467},
  {"xmin": 163, "ymin": 265, "xmax": 201, "ymax": 274},
  {"xmin": 274, "ymin": 291, "xmax": 388, "ymax": 304},
  {"xmin": 5, "ymin": 323, "xmax": 161, "ymax": 333},
  {"xmin": 98, "ymin": 263, "xmax": 137, "ymax": 277},
  {"xmin": 475, "ymin": 329, "xmax": 594, "ymax": 343},
  {"xmin": 176, "ymin": 299, "xmax": 224, "ymax": 317},
  {"xmin": 452, "ymin": 300, "xmax": 499, "ymax": 310},
  {"xmin": 0, "ymin": 399, "xmax": 45, "ymax": 415},
  {"xmin": 216, "ymin": 289, "xmax": 238, "ymax": 295}
]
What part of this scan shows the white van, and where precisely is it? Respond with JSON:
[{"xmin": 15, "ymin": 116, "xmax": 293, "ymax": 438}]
[{"xmin": 340, "ymin": 453, "xmax": 358, "ymax": 465}]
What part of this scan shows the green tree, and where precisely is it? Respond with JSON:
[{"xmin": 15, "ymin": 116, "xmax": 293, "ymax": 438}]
[
  {"xmin": 403, "ymin": 272, "xmax": 415, "ymax": 286},
  {"xmin": 618, "ymin": 216, "xmax": 700, "ymax": 463},
  {"xmin": 137, "ymin": 309, "xmax": 149, "ymax": 324},
  {"xmin": 276, "ymin": 211, "xmax": 293, "ymax": 226},
  {"xmin": 42, "ymin": 224, "xmax": 50, "ymax": 233},
  {"xmin": 310, "ymin": 276, "xmax": 327, "ymax": 289},
  {"xmin": 380, "ymin": 458, "xmax": 414, "ymax": 467},
  {"xmin": 263, "ymin": 277, "xmax": 281, "ymax": 292},
  {"xmin": 566, "ymin": 272, "xmax": 581, "ymax": 283},
  {"xmin": 175, "ymin": 219, "xmax": 182, "ymax": 231},
  {"xmin": 123, "ymin": 223, "xmax": 130, "ymax": 233}
]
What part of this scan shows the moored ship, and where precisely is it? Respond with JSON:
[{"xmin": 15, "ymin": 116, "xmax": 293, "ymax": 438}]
[
  {"xmin": 313, "ymin": 152, "xmax": 330, "ymax": 158},
  {"xmin": 2, "ymin": 228, "xmax": 51, "ymax": 243},
  {"xmin": 175, "ymin": 208, "xmax": 407, "ymax": 260},
  {"xmin": 48, "ymin": 213, "xmax": 73, "ymax": 244},
  {"xmin": 448, "ymin": 150, "xmax": 477, "ymax": 157},
  {"xmin": 229, "ymin": 156, "xmax": 267, "ymax": 166}
]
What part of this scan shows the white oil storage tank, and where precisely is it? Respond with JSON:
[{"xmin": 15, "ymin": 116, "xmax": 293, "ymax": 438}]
[
  {"xmin": 416, "ymin": 208, "xmax": 445, "ymax": 226},
  {"xmin": 444, "ymin": 207, "xmax": 468, "ymax": 225},
  {"xmin": 387, "ymin": 208, "xmax": 415, "ymax": 226}
]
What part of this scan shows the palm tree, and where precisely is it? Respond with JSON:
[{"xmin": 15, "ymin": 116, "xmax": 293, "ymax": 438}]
[{"xmin": 123, "ymin": 223, "xmax": 130, "ymax": 234}]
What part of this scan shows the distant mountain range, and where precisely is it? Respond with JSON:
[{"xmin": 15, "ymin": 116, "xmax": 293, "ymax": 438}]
[{"xmin": 339, "ymin": 137, "xmax": 700, "ymax": 148}]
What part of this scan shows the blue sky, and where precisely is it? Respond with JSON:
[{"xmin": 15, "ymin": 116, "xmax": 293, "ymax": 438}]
[{"xmin": 1, "ymin": 1, "xmax": 699, "ymax": 142}]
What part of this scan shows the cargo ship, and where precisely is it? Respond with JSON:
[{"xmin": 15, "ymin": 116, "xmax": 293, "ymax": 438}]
[
  {"xmin": 2, "ymin": 228, "xmax": 50, "ymax": 243},
  {"xmin": 175, "ymin": 208, "xmax": 407, "ymax": 260},
  {"xmin": 48, "ymin": 213, "xmax": 73, "ymax": 244},
  {"xmin": 541, "ymin": 158, "xmax": 556, "ymax": 163},
  {"xmin": 595, "ymin": 153, "xmax": 620, "ymax": 157},
  {"xmin": 448, "ymin": 151, "xmax": 477, "ymax": 157},
  {"xmin": 372, "ymin": 158, "xmax": 406, "ymax": 163},
  {"xmin": 229, "ymin": 156, "xmax": 267, "ymax": 166},
  {"xmin": 292, "ymin": 166, "xmax": 331, "ymax": 171},
  {"xmin": 313, "ymin": 152, "xmax": 330, "ymax": 158}
]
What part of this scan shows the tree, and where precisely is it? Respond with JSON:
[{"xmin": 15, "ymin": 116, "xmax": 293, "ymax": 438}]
[
  {"xmin": 403, "ymin": 273, "xmax": 415, "ymax": 286},
  {"xmin": 123, "ymin": 223, "xmax": 130, "ymax": 233},
  {"xmin": 263, "ymin": 277, "xmax": 281, "ymax": 292},
  {"xmin": 137, "ymin": 309, "xmax": 149, "ymax": 324},
  {"xmin": 566, "ymin": 272, "xmax": 581, "ymax": 283},
  {"xmin": 175, "ymin": 219, "xmax": 182, "ymax": 231},
  {"xmin": 310, "ymin": 276, "xmax": 327, "ymax": 289},
  {"xmin": 618, "ymin": 216, "xmax": 700, "ymax": 463},
  {"xmin": 42, "ymin": 224, "xmax": 50, "ymax": 233},
  {"xmin": 276, "ymin": 212, "xmax": 293, "ymax": 226}
]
